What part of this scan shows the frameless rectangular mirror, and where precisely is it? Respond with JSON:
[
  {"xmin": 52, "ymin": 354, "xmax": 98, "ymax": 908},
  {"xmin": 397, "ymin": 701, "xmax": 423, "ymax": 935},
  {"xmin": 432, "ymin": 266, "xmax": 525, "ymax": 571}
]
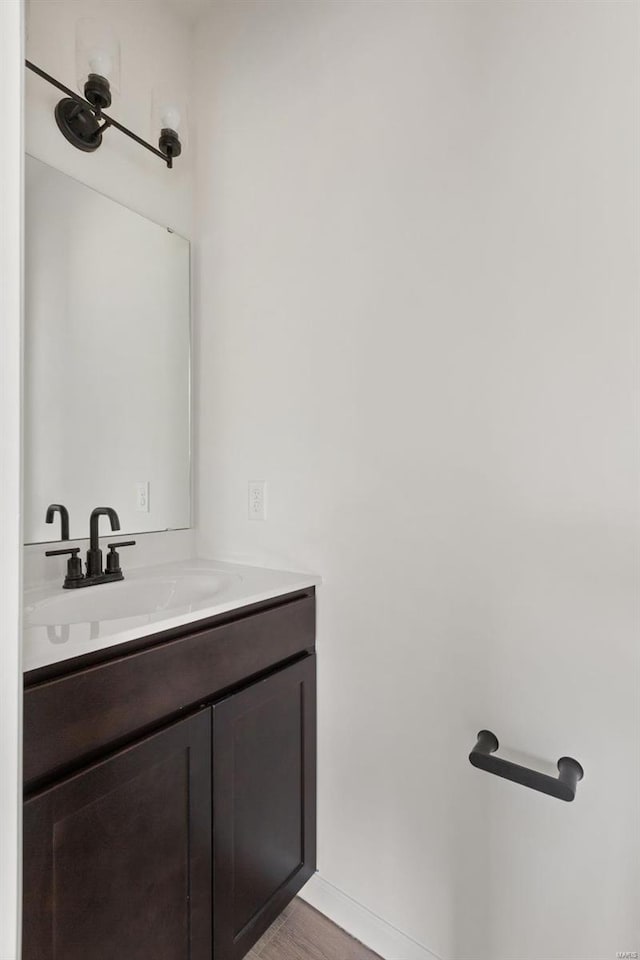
[{"xmin": 24, "ymin": 155, "xmax": 191, "ymax": 544}]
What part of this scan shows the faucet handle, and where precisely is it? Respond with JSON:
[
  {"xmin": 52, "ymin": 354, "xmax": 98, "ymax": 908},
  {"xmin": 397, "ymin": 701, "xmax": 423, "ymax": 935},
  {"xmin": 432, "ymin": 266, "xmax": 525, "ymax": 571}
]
[
  {"xmin": 45, "ymin": 546, "xmax": 80, "ymax": 557},
  {"xmin": 45, "ymin": 546, "xmax": 84, "ymax": 587},
  {"xmin": 106, "ymin": 540, "xmax": 136, "ymax": 576}
]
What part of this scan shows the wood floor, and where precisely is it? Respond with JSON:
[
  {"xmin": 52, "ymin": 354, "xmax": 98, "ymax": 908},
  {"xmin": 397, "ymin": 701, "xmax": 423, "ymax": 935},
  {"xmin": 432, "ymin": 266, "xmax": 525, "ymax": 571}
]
[{"xmin": 247, "ymin": 898, "xmax": 382, "ymax": 960}]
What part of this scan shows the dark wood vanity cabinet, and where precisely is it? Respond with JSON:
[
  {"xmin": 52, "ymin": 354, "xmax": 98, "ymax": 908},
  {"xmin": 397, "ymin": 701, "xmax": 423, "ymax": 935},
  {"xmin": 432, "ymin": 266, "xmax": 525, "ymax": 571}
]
[
  {"xmin": 23, "ymin": 711, "xmax": 213, "ymax": 960},
  {"xmin": 212, "ymin": 655, "xmax": 316, "ymax": 960},
  {"xmin": 22, "ymin": 590, "xmax": 316, "ymax": 960}
]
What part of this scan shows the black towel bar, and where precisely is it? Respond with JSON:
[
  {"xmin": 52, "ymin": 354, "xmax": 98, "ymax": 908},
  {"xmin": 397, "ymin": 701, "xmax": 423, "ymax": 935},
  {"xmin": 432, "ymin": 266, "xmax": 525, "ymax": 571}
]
[{"xmin": 469, "ymin": 730, "xmax": 584, "ymax": 802}]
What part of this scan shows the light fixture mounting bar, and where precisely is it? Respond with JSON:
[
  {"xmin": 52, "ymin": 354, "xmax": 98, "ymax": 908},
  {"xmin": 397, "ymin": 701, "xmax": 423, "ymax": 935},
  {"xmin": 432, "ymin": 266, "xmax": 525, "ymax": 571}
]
[{"xmin": 25, "ymin": 59, "xmax": 175, "ymax": 168}]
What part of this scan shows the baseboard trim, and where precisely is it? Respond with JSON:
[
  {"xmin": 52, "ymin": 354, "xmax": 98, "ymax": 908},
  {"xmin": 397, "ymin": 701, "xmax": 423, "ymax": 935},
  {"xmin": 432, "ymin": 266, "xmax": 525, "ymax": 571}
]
[{"xmin": 299, "ymin": 874, "xmax": 443, "ymax": 960}]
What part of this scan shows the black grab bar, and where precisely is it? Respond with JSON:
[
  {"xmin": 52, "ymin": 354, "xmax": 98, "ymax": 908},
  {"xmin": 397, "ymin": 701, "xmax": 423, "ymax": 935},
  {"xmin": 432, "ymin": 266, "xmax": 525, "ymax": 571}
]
[{"xmin": 469, "ymin": 730, "xmax": 584, "ymax": 802}]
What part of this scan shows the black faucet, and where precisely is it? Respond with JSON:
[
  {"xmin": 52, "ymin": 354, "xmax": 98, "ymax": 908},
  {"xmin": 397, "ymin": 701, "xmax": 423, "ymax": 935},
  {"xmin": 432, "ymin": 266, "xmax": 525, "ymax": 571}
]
[
  {"xmin": 87, "ymin": 507, "xmax": 121, "ymax": 578},
  {"xmin": 45, "ymin": 503, "xmax": 69, "ymax": 541},
  {"xmin": 45, "ymin": 505, "xmax": 136, "ymax": 589}
]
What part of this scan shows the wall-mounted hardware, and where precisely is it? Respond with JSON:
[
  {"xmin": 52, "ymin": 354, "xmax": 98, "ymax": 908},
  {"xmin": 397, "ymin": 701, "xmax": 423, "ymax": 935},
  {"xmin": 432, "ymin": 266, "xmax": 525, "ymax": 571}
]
[
  {"xmin": 44, "ymin": 507, "xmax": 136, "ymax": 589},
  {"xmin": 152, "ymin": 85, "xmax": 186, "ymax": 166},
  {"xmin": 26, "ymin": 19, "xmax": 185, "ymax": 168},
  {"xmin": 45, "ymin": 503, "xmax": 69, "ymax": 541},
  {"xmin": 248, "ymin": 480, "xmax": 266, "ymax": 521},
  {"xmin": 469, "ymin": 729, "xmax": 584, "ymax": 802},
  {"xmin": 136, "ymin": 481, "xmax": 150, "ymax": 513}
]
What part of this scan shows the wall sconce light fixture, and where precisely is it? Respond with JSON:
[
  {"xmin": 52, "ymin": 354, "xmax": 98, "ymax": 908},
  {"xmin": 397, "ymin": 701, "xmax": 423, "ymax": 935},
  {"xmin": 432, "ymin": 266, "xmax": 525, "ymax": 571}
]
[
  {"xmin": 26, "ymin": 19, "xmax": 185, "ymax": 169},
  {"xmin": 152, "ymin": 87, "xmax": 186, "ymax": 167}
]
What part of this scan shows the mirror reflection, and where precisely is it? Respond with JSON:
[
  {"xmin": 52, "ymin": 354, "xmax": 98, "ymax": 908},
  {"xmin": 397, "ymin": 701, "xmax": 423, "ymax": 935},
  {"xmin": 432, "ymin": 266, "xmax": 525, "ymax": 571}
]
[{"xmin": 24, "ymin": 155, "xmax": 191, "ymax": 544}]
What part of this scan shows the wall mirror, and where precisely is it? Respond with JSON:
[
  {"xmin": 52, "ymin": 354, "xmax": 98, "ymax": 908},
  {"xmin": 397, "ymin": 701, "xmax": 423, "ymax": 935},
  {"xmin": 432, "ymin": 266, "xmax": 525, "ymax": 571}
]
[{"xmin": 24, "ymin": 155, "xmax": 191, "ymax": 544}]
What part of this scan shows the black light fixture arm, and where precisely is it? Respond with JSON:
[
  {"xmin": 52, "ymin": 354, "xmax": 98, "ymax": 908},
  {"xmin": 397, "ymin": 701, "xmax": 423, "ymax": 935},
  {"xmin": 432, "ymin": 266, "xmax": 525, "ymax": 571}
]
[{"xmin": 25, "ymin": 59, "xmax": 176, "ymax": 168}]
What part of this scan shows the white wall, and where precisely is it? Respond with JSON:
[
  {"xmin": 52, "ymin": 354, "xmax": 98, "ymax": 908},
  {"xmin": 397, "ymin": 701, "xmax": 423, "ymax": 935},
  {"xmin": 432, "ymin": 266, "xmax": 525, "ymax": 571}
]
[
  {"xmin": 0, "ymin": 2, "xmax": 23, "ymax": 956},
  {"xmin": 193, "ymin": 3, "xmax": 640, "ymax": 959}
]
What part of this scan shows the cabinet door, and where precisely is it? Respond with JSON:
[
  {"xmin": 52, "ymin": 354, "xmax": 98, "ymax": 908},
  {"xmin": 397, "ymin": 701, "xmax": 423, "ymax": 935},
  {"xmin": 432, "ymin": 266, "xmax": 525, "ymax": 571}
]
[
  {"xmin": 23, "ymin": 710, "xmax": 212, "ymax": 960},
  {"xmin": 212, "ymin": 654, "xmax": 317, "ymax": 960}
]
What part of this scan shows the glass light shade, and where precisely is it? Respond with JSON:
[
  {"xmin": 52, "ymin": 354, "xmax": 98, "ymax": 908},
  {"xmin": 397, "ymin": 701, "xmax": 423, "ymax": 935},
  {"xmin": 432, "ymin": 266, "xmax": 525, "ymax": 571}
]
[
  {"xmin": 75, "ymin": 19, "xmax": 121, "ymax": 95},
  {"xmin": 152, "ymin": 87, "xmax": 188, "ymax": 145}
]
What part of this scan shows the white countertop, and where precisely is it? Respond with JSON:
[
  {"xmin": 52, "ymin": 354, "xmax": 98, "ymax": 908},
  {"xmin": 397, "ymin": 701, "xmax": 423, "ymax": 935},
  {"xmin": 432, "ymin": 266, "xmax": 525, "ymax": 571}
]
[{"xmin": 23, "ymin": 558, "xmax": 320, "ymax": 674}]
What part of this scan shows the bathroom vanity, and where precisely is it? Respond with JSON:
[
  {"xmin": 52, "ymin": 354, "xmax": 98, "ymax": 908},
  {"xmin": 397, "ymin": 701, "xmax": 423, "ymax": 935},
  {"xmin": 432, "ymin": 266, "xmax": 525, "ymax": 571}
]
[
  {"xmin": 22, "ymin": 564, "xmax": 318, "ymax": 960},
  {"xmin": 21, "ymin": 150, "xmax": 320, "ymax": 960}
]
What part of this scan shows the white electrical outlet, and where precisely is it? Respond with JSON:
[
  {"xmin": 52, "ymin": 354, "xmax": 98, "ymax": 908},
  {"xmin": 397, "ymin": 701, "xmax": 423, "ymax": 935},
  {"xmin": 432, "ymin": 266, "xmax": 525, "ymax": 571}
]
[
  {"xmin": 248, "ymin": 481, "xmax": 266, "ymax": 520},
  {"xmin": 136, "ymin": 481, "xmax": 150, "ymax": 513}
]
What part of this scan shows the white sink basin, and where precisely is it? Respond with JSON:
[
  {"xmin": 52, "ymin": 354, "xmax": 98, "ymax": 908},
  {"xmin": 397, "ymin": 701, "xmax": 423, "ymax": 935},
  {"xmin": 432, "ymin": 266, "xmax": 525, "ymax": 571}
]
[
  {"xmin": 25, "ymin": 573, "xmax": 239, "ymax": 627},
  {"xmin": 22, "ymin": 557, "xmax": 320, "ymax": 674}
]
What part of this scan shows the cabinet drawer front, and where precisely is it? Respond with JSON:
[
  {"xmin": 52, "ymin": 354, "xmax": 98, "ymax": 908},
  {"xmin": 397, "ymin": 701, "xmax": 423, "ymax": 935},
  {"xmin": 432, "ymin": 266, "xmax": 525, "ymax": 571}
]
[
  {"xmin": 24, "ymin": 592, "xmax": 315, "ymax": 788},
  {"xmin": 23, "ymin": 710, "xmax": 212, "ymax": 960},
  {"xmin": 212, "ymin": 654, "xmax": 317, "ymax": 960}
]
